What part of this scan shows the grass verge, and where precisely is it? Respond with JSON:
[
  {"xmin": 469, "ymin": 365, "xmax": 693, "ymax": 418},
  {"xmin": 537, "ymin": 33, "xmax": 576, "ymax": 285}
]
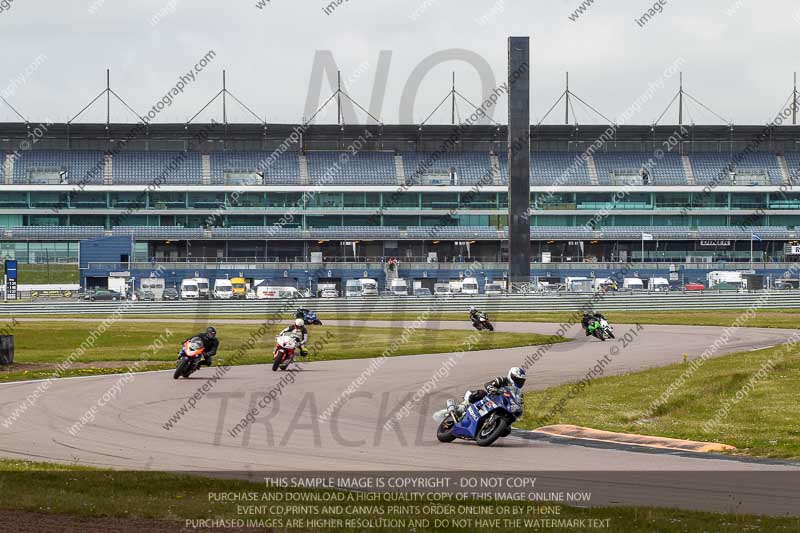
[
  {"xmin": 10, "ymin": 308, "xmax": 800, "ymax": 329},
  {"xmin": 0, "ymin": 320, "xmax": 562, "ymax": 382},
  {"xmin": 516, "ymin": 341, "xmax": 800, "ymax": 460},
  {"xmin": 0, "ymin": 460, "xmax": 797, "ymax": 532}
]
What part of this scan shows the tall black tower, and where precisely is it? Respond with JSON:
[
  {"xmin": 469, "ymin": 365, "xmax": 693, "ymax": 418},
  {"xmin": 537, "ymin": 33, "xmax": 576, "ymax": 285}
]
[{"xmin": 507, "ymin": 36, "xmax": 531, "ymax": 288}]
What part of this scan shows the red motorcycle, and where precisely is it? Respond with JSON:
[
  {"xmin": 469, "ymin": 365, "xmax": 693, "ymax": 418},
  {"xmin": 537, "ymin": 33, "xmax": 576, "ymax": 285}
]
[
  {"xmin": 272, "ymin": 333, "xmax": 299, "ymax": 371},
  {"xmin": 174, "ymin": 337, "xmax": 205, "ymax": 379}
]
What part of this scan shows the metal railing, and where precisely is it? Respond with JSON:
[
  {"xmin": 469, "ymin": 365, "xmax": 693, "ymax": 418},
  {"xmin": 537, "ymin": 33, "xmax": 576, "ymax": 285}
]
[{"xmin": 3, "ymin": 291, "xmax": 800, "ymax": 315}]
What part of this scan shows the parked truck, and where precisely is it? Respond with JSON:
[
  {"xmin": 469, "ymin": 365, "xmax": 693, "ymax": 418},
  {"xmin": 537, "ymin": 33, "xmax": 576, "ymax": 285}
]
[
  {"xmin": 389, "ymin": 278, "xmax": 409, "ymax": 296},
  {"xmin": 213, "ymin": 279, "xmax": 233, "ymax": 299},
  {"xmin": 461, "ymin": 277, "xmax": 480, "ymax": 295},
  {"xmin": 194, "ymin": 277, "xmax": 211, "ymax": 300},
  {"xmin": 707, "ymin": 271, "xmax": 744, "ymax": 290},
  {"xmin": 180, "ymin": 278, "xmax": 199, "ymax": 299},
  {"xmin": 231, "ymin": 277, "xmax": 247, "ymax": 299},
  {"xmin": 648, "ymin": 277, "xmax": 670, "ymax": 292}
]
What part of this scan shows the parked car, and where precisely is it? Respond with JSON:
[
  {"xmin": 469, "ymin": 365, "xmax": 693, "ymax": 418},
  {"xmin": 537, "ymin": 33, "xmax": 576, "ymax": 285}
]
[
  {"xmin": 135, "ymin": 290, "xmax": 155, "ymax": 301},
  {"xmin": 413, "ymin": 287, "xmax": 432, "ymax": 297},
  {"xmin": 320, "ymin": 289, "xmax": 338, "ymax": 298},
  {"xmin": 684, "ymin": 282, "xmax": 705, "ymax": 291},
  {"xmin": 84, "ymin": 289, "xmax": 122, "ymax": 302},
  {"xmin": 433, "ymin": 283, "xmax": 452, "ymax": 297},
  {"xmin": 484, "ymin": 281, "xmax": 506, "ymax": 295},
  {"xmin": 163, "ymin": 288, "xmax": 180, "ymax": 301}
]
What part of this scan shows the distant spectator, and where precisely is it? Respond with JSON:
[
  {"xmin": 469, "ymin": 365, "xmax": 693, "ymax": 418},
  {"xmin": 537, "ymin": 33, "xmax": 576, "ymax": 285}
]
[{"xmin": 640, "ymin": 167, "xmax": 650, "ymax": 185}]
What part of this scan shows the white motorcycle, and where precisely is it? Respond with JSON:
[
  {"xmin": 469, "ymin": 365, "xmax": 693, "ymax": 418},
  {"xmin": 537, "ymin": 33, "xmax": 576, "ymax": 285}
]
[
  {"xmin": 272, "ymin": 333, "xmax": 300, "ymax": 371},
  {"xmin": 599, "ymin": 318, "xmax": 615, "ymax": 339}
]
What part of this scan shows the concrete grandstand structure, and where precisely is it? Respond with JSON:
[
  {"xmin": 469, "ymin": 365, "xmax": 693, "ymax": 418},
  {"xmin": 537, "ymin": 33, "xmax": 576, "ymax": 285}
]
[{"xmin": 2, "ymin": 121, "xmax": 800, "ymax": 292}]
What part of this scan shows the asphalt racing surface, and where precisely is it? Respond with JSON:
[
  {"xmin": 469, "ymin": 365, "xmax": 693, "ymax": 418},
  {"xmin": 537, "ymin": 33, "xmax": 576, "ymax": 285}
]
[{"xmin": 1, "ymin": 320, "xmax": 798, "ymax": 516}]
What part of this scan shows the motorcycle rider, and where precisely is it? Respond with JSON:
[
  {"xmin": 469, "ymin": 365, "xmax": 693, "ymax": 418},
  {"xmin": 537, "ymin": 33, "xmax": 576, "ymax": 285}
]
[
  {"xmin": 280, "ymin": 318, "xmax": 309, "ymax": 356},
  {"xmin": 469, "ymin": 306, "xmax": 484, "ymax": 325},
  {"xmin": 581, "ymin": 311, "xmax": 607, "ymax": 336},
  {"xmin": 180, "ymin": 326, "xmax": 219, "ymax": 366},
  {"xmin": 294, "ymin": 307, "xmax": 311, "ymax": 321},
  {"xmin": 462, "ymin": 367, "xmax": 527, "ymax": 406}
]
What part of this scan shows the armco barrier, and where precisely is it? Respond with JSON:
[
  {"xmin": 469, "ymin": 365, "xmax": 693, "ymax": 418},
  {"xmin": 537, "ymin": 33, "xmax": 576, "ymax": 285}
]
[{"xmin": 1, "ymin": 291, "xmax": 800, "ymax": 316}]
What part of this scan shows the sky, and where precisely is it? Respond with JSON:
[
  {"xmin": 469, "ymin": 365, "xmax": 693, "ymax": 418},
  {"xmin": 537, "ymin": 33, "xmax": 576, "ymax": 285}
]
[{"xmin": 0, "ymin": 0, "xmax": 798, "ymax": 126}]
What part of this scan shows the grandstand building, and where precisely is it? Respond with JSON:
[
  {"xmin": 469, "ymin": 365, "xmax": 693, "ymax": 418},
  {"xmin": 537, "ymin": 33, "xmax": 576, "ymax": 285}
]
[{"xmin": 2, "ymin": 121, "xmax": 800, "ymax": 292}]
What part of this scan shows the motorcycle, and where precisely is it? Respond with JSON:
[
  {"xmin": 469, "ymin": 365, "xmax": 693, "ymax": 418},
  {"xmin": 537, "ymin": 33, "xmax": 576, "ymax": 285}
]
[
  {"xmin": 599, "ymin": 318, "xmax": 615, "ymax": 339},
  {"xmin": 272, "ymin": 333, "xmax": 300, "ymax": 371},
  {"xmin": 471, "ymin": 312, "xmax": 494, "ymax": 332},
  {"xmin": 588, "ymin": 318, "xmax": 614, "ymax": 341},
  {"xmin": 434, "ymin": 386, "xmax": 522, "ymax": 447},
  {"xmin": 174, "ymin": 336, "xmax": 205, "ymax": 379},
  {"xmin": 296, "ymin": 309, "xmax": 322, "ymax": 326}
]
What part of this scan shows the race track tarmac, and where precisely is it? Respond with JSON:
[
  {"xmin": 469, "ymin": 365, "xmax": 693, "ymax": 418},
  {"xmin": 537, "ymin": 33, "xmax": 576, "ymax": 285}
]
[{"xmin": 0, "ymin": 320, "xmax": 798, "ymax": 516}]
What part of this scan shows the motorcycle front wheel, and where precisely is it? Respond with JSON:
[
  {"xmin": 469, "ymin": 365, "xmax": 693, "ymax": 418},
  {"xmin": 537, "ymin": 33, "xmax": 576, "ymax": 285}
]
[
  {"xmin": 436, "ymin": 417, "xmax": 457, "ymax": 443},
  {"xmin": 485, "ymin": 322, "xmax": 494, "ymax": 331},
  {"xmin": 173, "ymin": 358, "xmax": 189, "ymax": 379},
  {"xmin": 272, "ymin": 351, "xmax": 283, "ymax": 371},
  {"xmin": 475, "ymin": 415, "xmax": 510, "ymax": 447}
]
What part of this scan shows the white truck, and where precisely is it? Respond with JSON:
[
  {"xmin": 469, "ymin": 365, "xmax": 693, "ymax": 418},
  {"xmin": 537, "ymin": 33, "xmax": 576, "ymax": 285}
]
[
  {"xmin": 390, "ymin": 278, "xmax": 409, "ymax": 296},
  {"xmin": 461, "ymin": 277, "xmax": 480, "ymax": 295},
  {"xmin": 345, "ymin": 278, "xmax": 379, "ymax": 297},
  {"xmin": 433, "ymin": 282, "xmax": 452, "ymax": 296},
  {"xmin": 139, "ymin": 277, "xmax": 165, "ymax": 299},
  {"xmin": 648, "ymin": 277, "xmax": 670, "ymax": 292},
  {"xmin": 565, "ymin": 277, "xmax": 592, "ymax": 292},
  {"xmin": 317, "ymin": 282, "xmax": 338, "ymax": 298},
  {"xmin": 360, "ymin": 278, "xmax": 379, "ymax": 296},
  {"xmin": 180, "ymin": 278, "xmax": 199, "ymax": 299},
  {"xmin": 194, "ymin": 277, "xmax": 210, "ymax": 300},
  {"xmin": 448, "ymin": 280, "xmax": 463, "ymax": 294},
  {"xmin": 484, "ymin": 280, "xmax": 506, "ymax": 295},
  {"xmin": 707, "ymin": 271, "xmax": 744, "ymax": 290},
  {"xmin": 213, "ymin": 279, "xmax": 233, "ymax": 299},
  {"xmin": 623, "ymin": 277, "xmax": 645, "ymax": 291},
  {"xmin": 592, "ymin": 278, "xmax": 613, "ymax": 292},
  {"xmin": 257, "ymin": 286, "xmax": 303, "ymax": 299}
]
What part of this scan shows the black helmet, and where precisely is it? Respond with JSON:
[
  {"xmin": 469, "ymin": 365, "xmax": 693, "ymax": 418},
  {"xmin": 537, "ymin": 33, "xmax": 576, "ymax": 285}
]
[{"xmin": 206, "ymin": 326, "xmax": 217, "ymax": 338}]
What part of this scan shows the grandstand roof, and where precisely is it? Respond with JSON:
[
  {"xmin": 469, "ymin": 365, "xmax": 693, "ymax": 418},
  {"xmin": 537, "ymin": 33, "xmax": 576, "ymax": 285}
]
[{"xmin": 1, "ymin": 122, "xmax": 800, "ymax": 152}]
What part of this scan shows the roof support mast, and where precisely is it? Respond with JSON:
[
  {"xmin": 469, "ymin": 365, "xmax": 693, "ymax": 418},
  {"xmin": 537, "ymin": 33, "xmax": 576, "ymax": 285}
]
[
  {"xmin": 565, "ymin": 72, "xmax": 570, "ymax": 125},
  {"xmin": 678, "ymin": 72, "xmax": 683, "ymax": 126},
  {"xmin": 222, "ymin": 70, "xmax": 227, "ymax": 125},
  {"xmin": 337, "ymin": 71, "xmax": 342, "ymax": 125},
  {"xmin": 794, "ymin": 72, "xmax": 797, "ymax": 125},
  {"xmin": 106, "ymin": 69, "xmax": 110, "ymax": 127},
  {"xmin": 451, "ymin": 72, "xmax": 456, "ymax": 125}
]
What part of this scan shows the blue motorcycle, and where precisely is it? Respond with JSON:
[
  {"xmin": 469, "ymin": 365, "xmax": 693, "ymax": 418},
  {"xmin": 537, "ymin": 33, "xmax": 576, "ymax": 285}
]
[
  {"xmin": 435, "ymin": 386, "xmax": 523, "ymax": 446},
  {"xmin": 295, "ymin": 308, "xmax": 322, "ymax": 325}
]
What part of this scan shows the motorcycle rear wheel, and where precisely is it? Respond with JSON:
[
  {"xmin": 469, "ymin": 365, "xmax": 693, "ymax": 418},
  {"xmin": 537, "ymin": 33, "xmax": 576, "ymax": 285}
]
[
  {"xmin": 436, "ymin": 418, "xmax": 457, "ymax": 443},
  {"xmin": 476, "ymin": 415, "xmax": 510, "ymax": 447}
]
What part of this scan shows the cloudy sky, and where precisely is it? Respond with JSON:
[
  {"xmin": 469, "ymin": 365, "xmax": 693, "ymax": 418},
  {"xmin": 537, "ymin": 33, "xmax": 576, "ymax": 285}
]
[{"xmin": 0, "ymin": 0, "xmax": 798, "ymax": 126}]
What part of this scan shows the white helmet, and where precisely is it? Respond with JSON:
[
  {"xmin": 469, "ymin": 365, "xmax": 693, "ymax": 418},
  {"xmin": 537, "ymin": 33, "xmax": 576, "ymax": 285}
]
[
  {"xmin": 508, "ymin": 367, "xmax": 527, "ymax": 388},
  {"xmin": 294, "ymin": 318, "xmax": 304, "ymax": 327}
]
